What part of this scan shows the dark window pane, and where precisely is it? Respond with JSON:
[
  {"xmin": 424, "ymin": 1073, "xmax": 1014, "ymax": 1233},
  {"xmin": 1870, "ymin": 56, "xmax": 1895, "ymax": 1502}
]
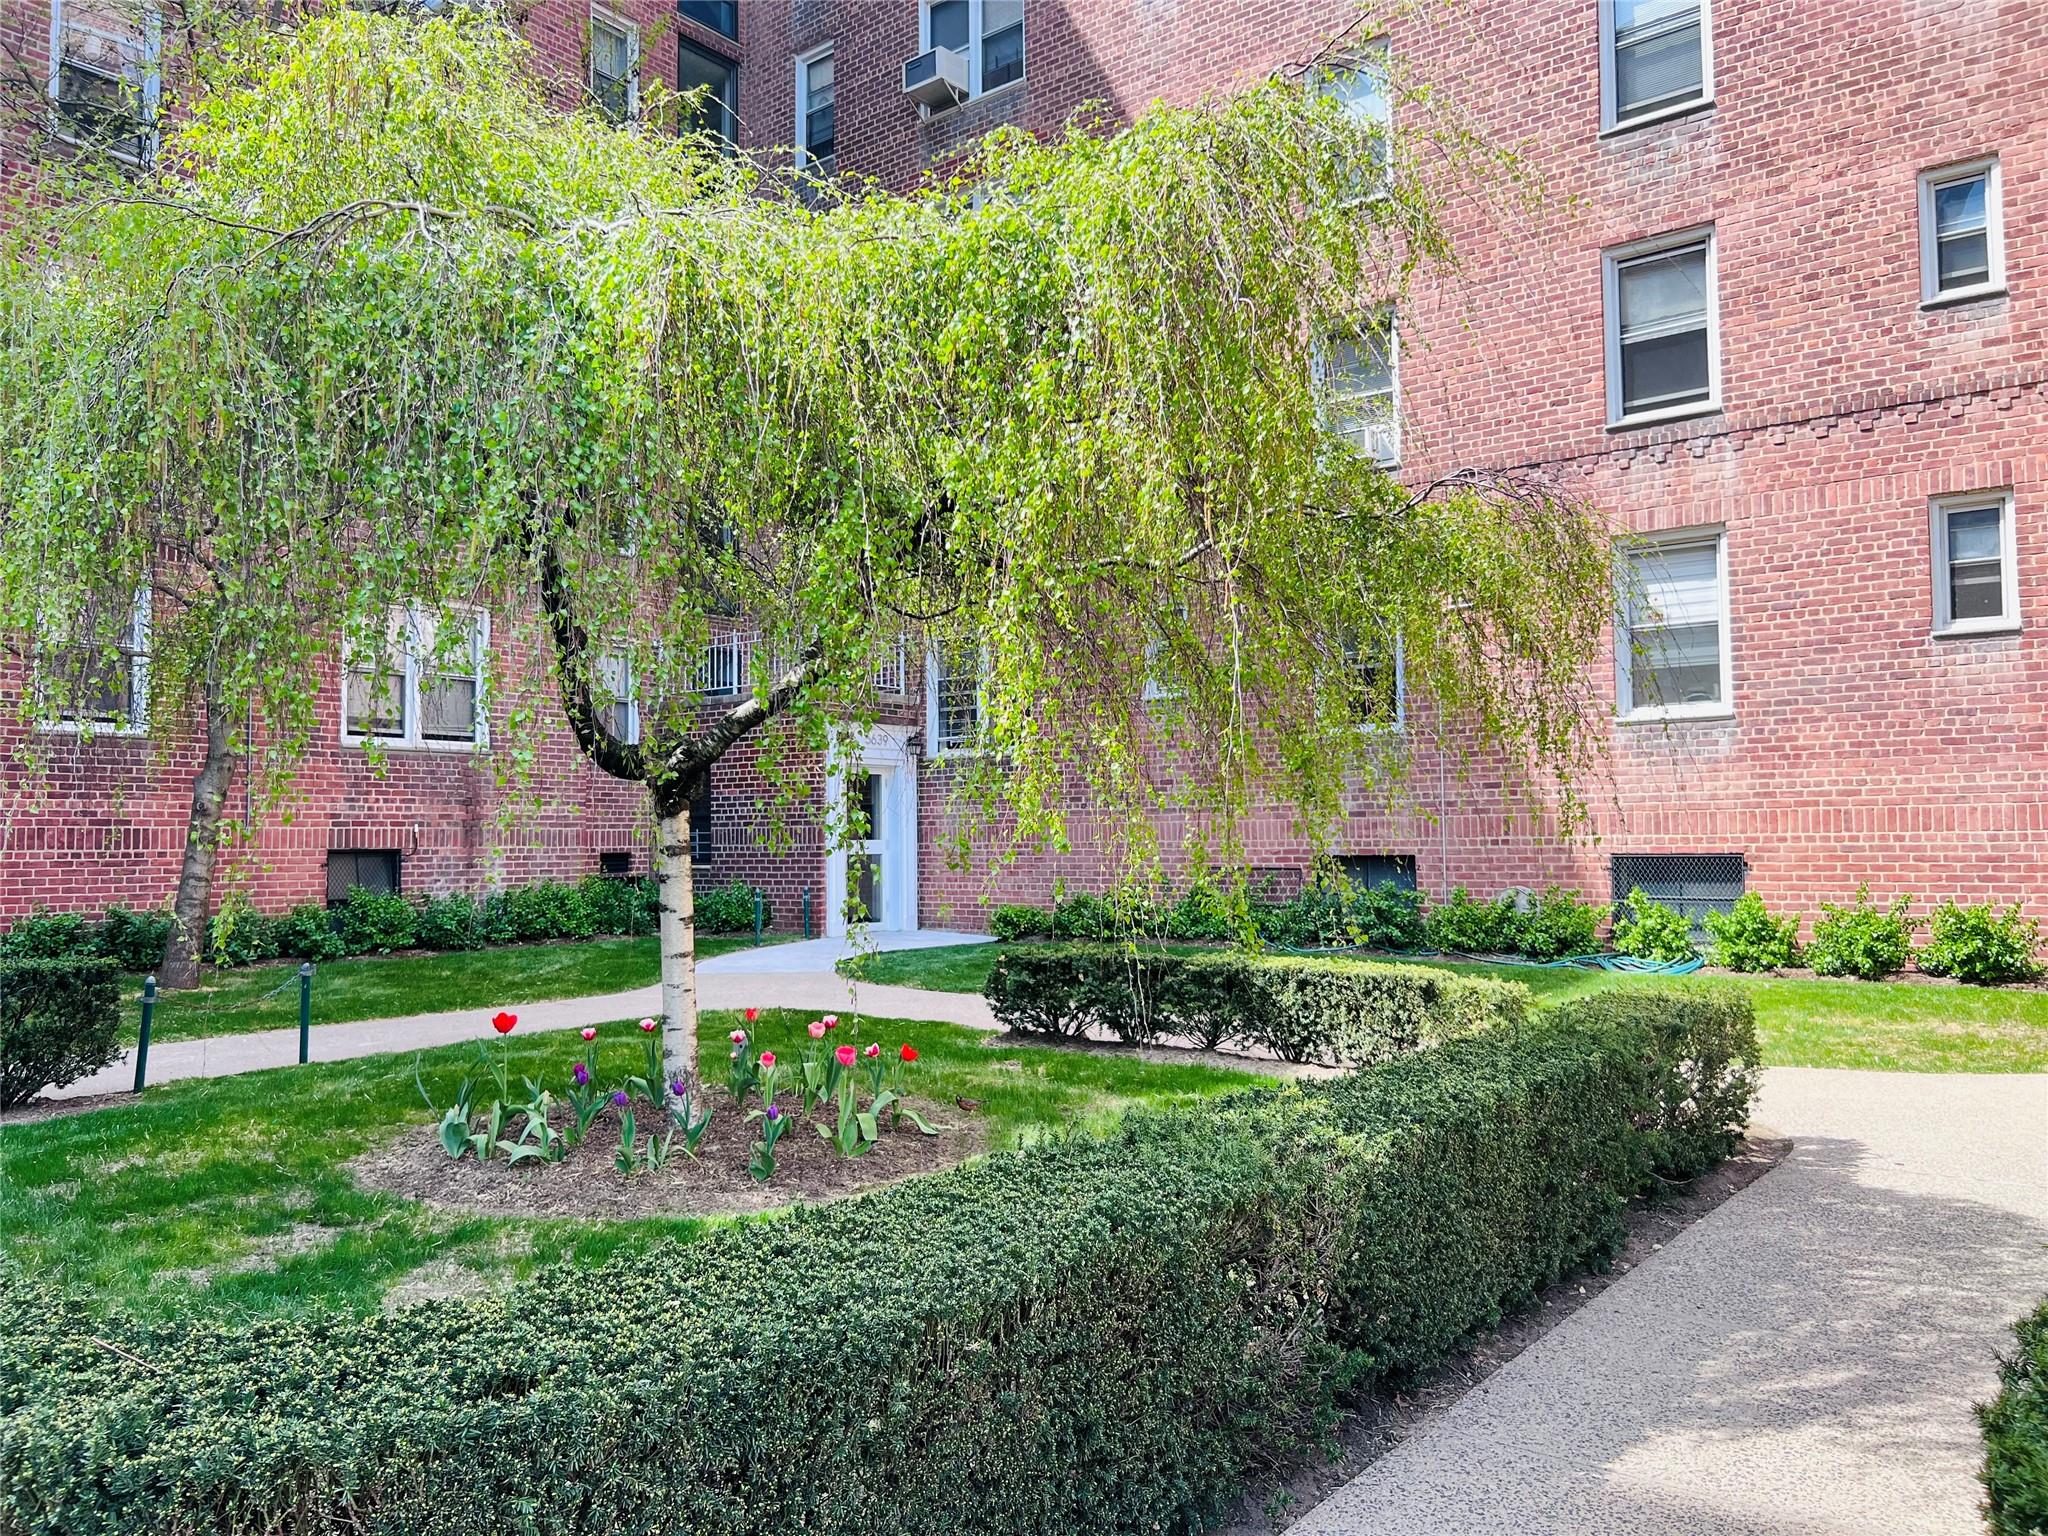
[
  {"xmin": 677, "ymin": 41, "xmax": 737, "ymax": 146},
  {"xmin": 690, "ymin": 778, "xmax": 714, "ymax": 863},
  {"xmin": 1614, "ymin": 18, "xmax": 1702, "ymax": 117},
  {"xmin": 1336, "ymin": 854, "xmax": 1417, "ymax": 892},
  {"xmin": 983, "ymin": 22, "xmax": 1024, "ymax": 89},
  {"xmin": 1937, "ymin": 230, "xmax": 1990, "ymax": 291},
  {"xmin": 678, "ymin": 1, "xmax": 737, "ymax": 40},
  {"xmin": 1620, "ymin": 328, "xmax": 1709, "ymax": 413},
  {"xmin": 928, "ymin": 0, "xmax": 970, "ymax": 52},
  {"xmin": 326, "ymin": 850, "xmax": 400, "ymax": 905}
]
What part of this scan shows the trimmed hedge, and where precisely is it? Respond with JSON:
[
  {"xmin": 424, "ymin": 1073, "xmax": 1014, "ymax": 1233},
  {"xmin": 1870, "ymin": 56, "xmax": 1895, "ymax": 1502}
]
[
  {"xmin": 1983, "ymin": 1295, "xmax": 2048, "ymax": 1535},
  {"xmin": 982, "ymin": 943, "xmax": 1529, "ymax": 1065},
  {"xmin": 0, "ymin": 957, "xmax": 122, "ymax": 1109},
  {"xmin": 0, "ymin": 997, "xmax": 1752, "ymax": 1536}
]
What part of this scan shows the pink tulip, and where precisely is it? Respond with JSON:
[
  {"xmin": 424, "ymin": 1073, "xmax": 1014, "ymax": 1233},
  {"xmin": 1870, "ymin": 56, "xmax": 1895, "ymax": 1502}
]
[
  {"xmin": 863, "ymin": 1043, "xmax": 880, "ymax": 1059},
  {"xmin": 758, "ymin": 1050, "xmax": 776, "ymax": 1067},
  {"xmin": 639, "ymin": 1018, "xmax": 657, "ymax": 1033},
  {"xmin": 729, "ymin": 1029, "xmax": 747, "ymax": 1044},
  {"xmin": 822, "ymin": 1014, "xmax": 840, "ymax": 1030},
  {"xmin": 808, "ymin": 1020, "xmax": 827, "ymax": 1040},
  {"xmin": 580, "ymin": 1027, "xmax": 597, "ymax": 1042},
  {"xmin": 834, "ymin": 1044, "xmax": 856, "ymax": 1067}
]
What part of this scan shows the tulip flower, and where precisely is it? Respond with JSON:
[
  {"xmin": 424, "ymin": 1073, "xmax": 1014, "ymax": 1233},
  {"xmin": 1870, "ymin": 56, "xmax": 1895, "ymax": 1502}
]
[
  {"xmin": 580, "ymin": 1026, "xmax": 597, "ymax": 1042},
  {"xmin": 612, "ymin": 1090, "xmax": 629, "ymax": 1107},
  {"xmin": 638, "ymin": 1018, "xmax": 657, "ymax": 1033},
  {"xmin": 835, "ymin": 1044, "xmax": 856, "ymax": 1067},
  {"xmin": 573, "ymin": 1063, "xmax": 590, "ymax": 1087},
  {"xmin": 491, "ymin": 1011, "xmax": 518, "ymax": 1035},
  {"xmin": 670, "ymin": 1079, "xmax": 688, "ymax": 1098},
  {"xmin": 744, "ymin": 1007, "xmax": 759, "ymax": 1023},
  {"xmin": 822, "ymin": 1014, "xmax": 840, "ymax": 1030},
  {"xmin": 808, "ymin": 1020, "xmax": 827, "ymax": 1040},
  {"xmin": 900, "ymin": 1044, "xmax": 919, "ymax": 1062},
  {"xmin": 766, "ymin": 1103, "xmax": 782, "ymax": 1121},
  {"xmin": 729, "ymin": 1030, "xmax": 747, "ymax": 1045},
  {"xmin": 758, "ymin": 1051, "xmax": 776, "ymax": 1067},
  {"xmin": 863, "ymin": 1043, "xmax": 881, "ymax": 1059}
]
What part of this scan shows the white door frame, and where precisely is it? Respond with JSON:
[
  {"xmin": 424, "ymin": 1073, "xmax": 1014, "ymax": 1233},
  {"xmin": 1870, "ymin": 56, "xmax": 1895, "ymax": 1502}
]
[{"xmin": 823, "ymin": 724, "xmax": 920, "ymax": 936}]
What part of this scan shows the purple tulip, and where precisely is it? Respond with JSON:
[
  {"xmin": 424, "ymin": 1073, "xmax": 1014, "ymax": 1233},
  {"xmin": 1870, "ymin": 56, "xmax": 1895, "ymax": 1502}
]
[
  {"xmin": 573, "ymin": 1063, "xmax": 590, "ymax": 1087},
  {"xmin": 669, "ymin": 1078, "xmax": 687, "ymax": 1098},
  {"xmin": 765, "ymin": 1103, "xmax": 782, "ymax": 1121},
  {"xmin": 611, "ymin": 1090, "xmax": 629, "ymax": 1107}
]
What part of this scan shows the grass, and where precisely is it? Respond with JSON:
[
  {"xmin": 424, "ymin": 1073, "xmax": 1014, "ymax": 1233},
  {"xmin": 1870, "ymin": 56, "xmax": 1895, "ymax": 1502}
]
[
  {"xmin": 0, "ymin": 1008, "xmax": 1273, "ymax": 1322},
  {"xmin": 846, "ymin": 942, "xmax": 2048, "ymax": 1073},
  {"xmin": 128, "ymin": 933, "xmax": 784, "ymax": 1044}
]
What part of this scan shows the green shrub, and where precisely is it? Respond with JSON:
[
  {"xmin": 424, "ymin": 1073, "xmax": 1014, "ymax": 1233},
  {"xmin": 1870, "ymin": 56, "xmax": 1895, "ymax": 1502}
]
[
  {"xmin": 1424, "ymin": 887, "xmax": 1518, "ymax": 954},
  {"xmin": 0, "ymin": 1003, "xmax": 1745, "ymax": 1536},
  {"xmin": 1806, "ymin": 886, "xmax": 1915, "ymax": 980},
  {"xmin": 413, "ymin": 893, "xmax": 484, "ymax": 952},
  {"xmin": 1609, "ymin": 889, "xmax": 1697, "ymax": 964},
  {"xmin": 207, "ymin": 897, "xmax": 282, "ymax": 968},
  {"xmin": 1252, "ymin": 883, "xmax": 1355, "ymax": 949},
  {"xmin": 0, "ymin": 956, "xmax": 121, "ymax": 1108},
  {"xmin": 1352, "ymin": 880, "xmax": 1427, "ymax": 951},
  {"xmin": 330, "ymin": 886, "xmax": 419, "ymax": 955},
  {"xmin": 0, "ymin": 908, "xmax": 93, "ymax": 961},
  {"xmin": 1702, "ymin": 892, "xmax": 1800, "ymax": 973},
  {"xmin": 985, "ymin": 943, "xmax": 1528, "ymax": 1066},
  {"xmin": 989, "ymin": 903, "xmax": 1052, "ymax": 941},
  {"xmin": 93, "ymin": 905, "xmax": 174, "ymax": 972},
  {"xmin": 1515, "ymin": 885, "xmax": 1606, "ymax": 960},
  {"xmin": 1918, "ymin": 902, "xmax": 2043, "ymax": 986},
  {"xmin": 1982, "ymin": 1295, "xmax": 2048, "ymax": 1536},
  {"xmin": 1050, "ymin": 890, "xmax": 1119, "ymax": 939},
  {"xmin": 696, "ymin": 880, "xmax": 768, "ymax": 935},
  {"xmin": 577, "ymin": 874, "xmax": 656, "ymax": 937},
  {"xmin": 1161, "ymin": 883, "xmax": 1237, "ymax": 942},
  {"xmin": 1548, "ymin": 981, "xmax": 1760, "ymax": 1180},
  {"xmin": 273, "ymin": 903, "xmax": 346, "ymax": 962}
]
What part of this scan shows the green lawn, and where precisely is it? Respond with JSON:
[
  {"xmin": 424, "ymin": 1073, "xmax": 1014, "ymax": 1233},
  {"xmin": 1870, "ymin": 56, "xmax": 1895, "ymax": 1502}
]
[
  {"xmin": 0, "ymin": 1009, "xmax": 1272, "ymax": 1322},
  {"xmin": 847, "ymin": 942, "xmax": 2048, "ymax": 1073},
  {"xmin": 129, "ymin": 933, "xmax": 782, "ymax": 1044}
]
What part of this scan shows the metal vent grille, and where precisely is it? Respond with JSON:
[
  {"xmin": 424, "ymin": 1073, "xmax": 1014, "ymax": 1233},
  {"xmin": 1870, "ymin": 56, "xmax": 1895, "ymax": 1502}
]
[
  {"xmin": 1610, "ymin": 853, "xmax": 1746, "ymax": 921},
  {"xmin": 326, "ymin": 849, "xmax": 400, "ymax": 906}
]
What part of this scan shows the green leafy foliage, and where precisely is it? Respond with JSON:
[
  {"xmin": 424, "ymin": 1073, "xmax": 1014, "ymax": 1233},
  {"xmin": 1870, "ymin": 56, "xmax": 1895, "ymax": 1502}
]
[
  {"xmin": 0, "ymin": 1002, "xmax": 1748, "ymax": 1535},
  {"xmin": 1161, "ymin": 883, "xmax": 1237, "ymax": 942},
  {"xmin": 1806, "ymin": 887, "xmax": 1916, "ymax": 981},
  {"xmin": 1515, "ymin": 886, "xmax": 1608, "ymax": 961},
  {"xmin": 272, "ymin": 904, "xmax": 347, "ymax": 963},
  {"xmin": 1609, "ymin": 890, "xmax": 1697, "ymax": 964},
  {"xmin": 695, "ymin": 881, "xmax": 769, "ymax": 935},
  {"xmin": 0, "ymin": 956, "xmax": 121, "ymax": 1107},
  {"xmin": 1917, "ymin": 902, "xmax": 2043, "ymax": 986},
  {"xmin": 989, "ymin": 903, "xmax": 1052, "ymax": 941},
  {"xmin": 1424, "ymin": 887, "xmax": 1519, "ymax": 954},
  {"xmin": 984, "ymin": 943, "xmax": 1528, "ymax": 1065},
  {"xmin": 1702, "ymin": 892, "xmax": 1801, "ymax": 973},
  {"xmin": 94, "ymin": 906, "xmax": 175, "ymax": 972},
  {"xmin": 1981, "ymin": 1295, "xmax": 2048, "ymax": 1535},
  {"xmin": 330, "ymin": 887, "xmax": 419, "ymax": 955},
  {"xmin": 0, "ymin": 909, "xmax": 92, "ymax": 961}
]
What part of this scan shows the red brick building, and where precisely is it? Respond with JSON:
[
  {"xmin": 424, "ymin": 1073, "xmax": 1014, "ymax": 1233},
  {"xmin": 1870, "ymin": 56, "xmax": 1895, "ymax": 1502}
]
[{"xmin": 5, "ymin": 0, "xmax": 2045, "ymax": 937}]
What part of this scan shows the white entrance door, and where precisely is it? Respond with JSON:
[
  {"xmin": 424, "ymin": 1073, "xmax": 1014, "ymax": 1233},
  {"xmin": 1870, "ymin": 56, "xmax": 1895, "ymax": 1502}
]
[{"xmin": 825, "ymin": 726, "xmax": 919, "ymax": 936}]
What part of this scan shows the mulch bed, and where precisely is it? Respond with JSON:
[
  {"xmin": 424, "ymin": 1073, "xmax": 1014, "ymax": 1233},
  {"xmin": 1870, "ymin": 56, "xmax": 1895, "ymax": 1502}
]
[{"xmin": 351, "ymin": 1092, "xmax": 982, "ymax": 1220}]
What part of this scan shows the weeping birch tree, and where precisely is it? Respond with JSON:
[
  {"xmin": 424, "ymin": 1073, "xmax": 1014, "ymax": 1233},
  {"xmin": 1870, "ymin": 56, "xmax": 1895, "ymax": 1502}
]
[{"xmin": 0, "ymin": 11, "xmax": 1610, "ymax": 1082}]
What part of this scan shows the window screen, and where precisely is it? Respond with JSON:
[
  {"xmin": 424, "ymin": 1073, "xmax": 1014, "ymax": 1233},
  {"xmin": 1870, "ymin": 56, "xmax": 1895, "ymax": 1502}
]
[
  {"xmin": 1610, "ymin": 853, "xmax": 1745, "ymax": 921},
  {"xmin": 327, "ymin": 849, "xmax": 401, "ymax": 906},
  {"xmin": 1337, "ymin": 854, "xmax": 1417, "ymax": 892},
  {"xmin": 598, "ymin": 851, "xmax": 633, "ymax": 878}
]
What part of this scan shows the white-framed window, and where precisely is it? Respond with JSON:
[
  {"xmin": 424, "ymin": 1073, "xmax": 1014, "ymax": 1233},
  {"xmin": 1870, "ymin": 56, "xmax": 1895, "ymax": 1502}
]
[
  {"xmin": 37, "ymin": 585, "xmax": 150, "ymax": 733},
  {"xmin": 48, "ymin": 0, "xmax": 162, "ymax": 165},
  {"xmin": 922, "ymin": 0, "xmax": 1024, "ymax": 101},
  {"xmin": 796, "ymin": 44, "xmax": 835, "ymax": 173},
  {"xmin": 1600, "ymin": 0, "xmax": 1711, "ymax": 134},
  {"xmin": 1604, "ymin": 228, "xmax": 1718, "ymax": 427},
  {"xmin": 1616, "ymin": 528, "xmax": 1730, "ymax": 720},
  {"xmin": 590, "ymin": 9, "xmax": 639, "ymax": 123},
  {"xmin": 925, "ymin": 644, "xmax": 983, "ymax": 753},
  {"xmin": 1321, "ymin": 312, "xmax": 1399, "ymax": 465},
  {"xmin": 1317, "ymin": 45, "xmax": 1392, "ymax": 192},
  {"xmin": 596, "ymin": 651, "xmax": 641, "ymax": 743},
  {"xmin": 1930, "ymin": 492, "xmax": 2019, "ymax": 636},
  {"xmin": 1918, "ymin": 158, "xmax": 2004, "ymax": 307},
  {"xmin": 342, "ymin": 607, "xmax": 490, "ymax": 749}
]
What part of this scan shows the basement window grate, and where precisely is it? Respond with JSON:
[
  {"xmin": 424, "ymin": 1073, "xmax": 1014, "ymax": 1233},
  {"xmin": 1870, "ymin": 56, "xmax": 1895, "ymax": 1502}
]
[
  {"xmin": 326, "ymin": 849, "xmax": 401, "ymax": 906},
  {"xmin": 1610, "ymin": 853, "xmax": 1746, "ymax": 922},
  {"xmin": 1336, "ymin": 853, "xmax": 1418, "ymax": 892}
]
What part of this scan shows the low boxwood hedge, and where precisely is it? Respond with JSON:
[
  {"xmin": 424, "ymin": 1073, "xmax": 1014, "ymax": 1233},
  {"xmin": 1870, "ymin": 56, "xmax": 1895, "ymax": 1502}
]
[
  {"xmin": 0, "ymin": 992, "xmax": 1753, "ymax": 1536},
  {"xmin": 1982, "ymin": 1294, "xmax": 2048, "ymax": 1535},
  {"xmin": 981, "ymin": 943, "xmax": 1529, "ymax": 1065},
  {"xmin": 0, "ymin": 957, "xmax": 121, "ymax": 1109}
]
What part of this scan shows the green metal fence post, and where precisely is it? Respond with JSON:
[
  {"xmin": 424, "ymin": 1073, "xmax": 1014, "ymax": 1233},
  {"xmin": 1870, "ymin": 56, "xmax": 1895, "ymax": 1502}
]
[
  {"xmin": 753, "ymin": 891, "xmax": 764, "ymax": 947},
  {"xmin": 133, "ymin": 975, "xmax": 156, "ymax": 1093},
  {"xmin": 298, "ymin": 963, "xmax": 314, "ymax": 1065},
  {"xmin": 802, "ymin": 888, "xmax": 812, "ymax": 941}
]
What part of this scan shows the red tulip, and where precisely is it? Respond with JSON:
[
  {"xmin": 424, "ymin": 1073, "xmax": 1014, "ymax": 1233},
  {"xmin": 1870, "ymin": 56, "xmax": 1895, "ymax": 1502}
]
[
  {"xmin": 491, "ymin": 1011, "xmax": 517, "ymax": 1035},
  {"xmin": 822, "ymin": 1014, "xmax": 840, "ymax": 1030},
  {"xmin": 834, "ymin": 1044, "xmax": 856, "ymax": 1067},
  {"xmin": 744, "ymin": 1007, "xmax": 759, "ymax": 1023},
  {"xmin": 899, "ymin": 1044, "xmax": 918, "ymax": 1063}
]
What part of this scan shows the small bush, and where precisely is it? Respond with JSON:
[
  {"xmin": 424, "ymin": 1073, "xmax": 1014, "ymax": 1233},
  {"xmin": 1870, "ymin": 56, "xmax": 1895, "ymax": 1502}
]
[
  {"xmin": 1161, "ymin": 883, "xmax": 1237, "ymax": 943},
  {"xmin": 1050, "ymin": 891, "xmax": 1119, "ymax": 940},
  {"xmin": 696, "ymin": 880, "xmax": 768, "ymax": 935},
  {"xmin": 413, "ymin": 893, "xmax": 483, "ymax": 952},
  {"xmin": 985, "ymin": 943, "xmax": 1528, "ymax": 1066},
  {"xmin": 1703, "ymin": 892, "xmax": 1800, "ymax": 973},
  {"xmin": 1252, "ymin": 883, "xmax": 1355, "ymax": 949},
  {"xmin": 1806, "ymin": 886, "xmax": 1915, "ymax": 980},
  {"xmin": 1550, "ymin": 981, "xmax": 1760, "ymax": 1180},
  {"xmin": 0, "ymin": 956, "xmax": 121, "ymax": 1108},
  {"xmin": 577, "ymin": 874, "xmax": 656, "ymax": 938},
  {"xmin": 94, "ymin": 905, "xmax": 174, "ymax": 972},
  {"xmin": 0, "ymin": 909, "xmax": 93, "ymax": 961},
  {"xmin": 1981, "ymin": 1295, "xmax": 2048, "ymax": 1535},
  {"xmin": 1516, "ymin": 886, "xmax": 1607, "ymax": 961},
  {"xmin": 207, "ymin": 896, "xmax": 281, "ymax": 968},
  {"xmin": 989, "ymin": 903, "xmax": 1052, "ymax": 941},
  {"xmin": 273, "ymin": 903, "xmax": 346, "ymax": 963},
  {"xmin": 1424, "ymin": 886, "xmax": 1518, "ymax": 954},
  {"xmin": 330, "ymin": 886, "xmax": 419, "ymax": 955},
  {"xmin": 1353, "ymin": 881, "xmax": 1427, "ymax": 951},
  {"xmin": 1609, "ymin": 889, "xmax": 1697, "ymax": 964},
  {"xmin": 1918, "ymin": 902, "xmax": 2043, "ymax": 986}
]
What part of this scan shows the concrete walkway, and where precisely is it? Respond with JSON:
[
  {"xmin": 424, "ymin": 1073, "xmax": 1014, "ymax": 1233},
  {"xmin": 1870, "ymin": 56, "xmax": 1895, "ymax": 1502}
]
[
  {"xmin": 47, "ymin": 930, "xmax": 997, "ymax": 1100},
  {"xmin": 1293, "ymin": 1067, "xmax": 2048, "ymax": 1535}
]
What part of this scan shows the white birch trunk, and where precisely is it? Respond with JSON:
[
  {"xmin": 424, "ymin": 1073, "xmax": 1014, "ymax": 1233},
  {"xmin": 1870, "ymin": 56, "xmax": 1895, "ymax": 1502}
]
[{"xmin": 653, "ymin": 797, "xmax": 699, "ymax": 1086}]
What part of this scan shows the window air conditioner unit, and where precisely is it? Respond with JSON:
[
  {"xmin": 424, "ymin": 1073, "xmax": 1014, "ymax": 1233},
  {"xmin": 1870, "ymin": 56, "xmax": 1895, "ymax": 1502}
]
[{"xmin": 902, "ymin": 45, "xmax": 969, "ymax": 111}]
